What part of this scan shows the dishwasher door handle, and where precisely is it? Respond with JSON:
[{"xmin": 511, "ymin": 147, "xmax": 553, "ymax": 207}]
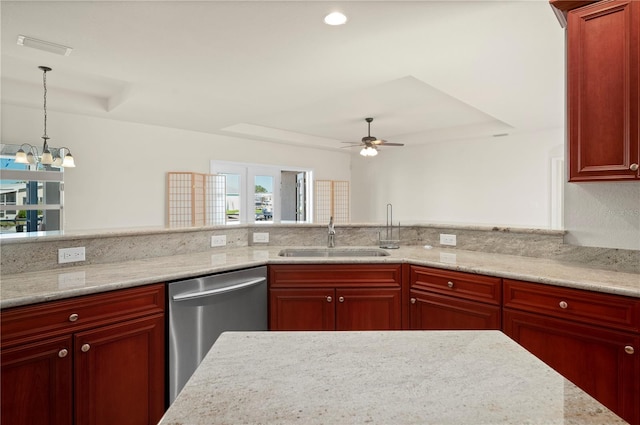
[{"xmin": 172, "ymin": 277, "xmax": 266, "ymax": 301}]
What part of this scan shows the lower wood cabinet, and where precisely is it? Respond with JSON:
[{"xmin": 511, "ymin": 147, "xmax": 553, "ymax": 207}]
[
  {"xmin": 1, "ymin": 335, "xmax": 74, "ymax": 425},
  {"xmin": 503, "ymin": 279, "xmax": 640, "ymax": 425},
  {"xmin": 0, "ymin": 284, "xmax": 165, "ymax": 425},
  {"xmin": 269, "ymin": 264, "xmax": 402, "ymax": 331},
  {"xmin": 409, "ymin": 265, "xmax": 501, "ymax": 330}
]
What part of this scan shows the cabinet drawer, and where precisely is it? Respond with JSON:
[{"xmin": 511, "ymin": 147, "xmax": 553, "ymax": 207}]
[
  {"xmin": 1, "ymin": 284, "xmax": 165, "ymax": 347},
  {"xmin": 409, "ymin": 290, "xmax": 501, "ymax": 330},
  {"xmin": 503, "ymin": 279, "xmax": 640, "ymax": 332},
  {"xmin": 409, "ymin": 266, "xmax": 501, "ymax": 305},
  {"xmin": 269, "ymin": 264, "xmax": 401, "ymax": 289}
]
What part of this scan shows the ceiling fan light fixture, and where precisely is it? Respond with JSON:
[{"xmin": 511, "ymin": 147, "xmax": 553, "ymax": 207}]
[
  {"xmin": 360, "ymin": 146, "xmax": 378, "ymax": 157},
  {"xmin": 324, "ymin": 12, "xmax": 347, "ymax": 26}
]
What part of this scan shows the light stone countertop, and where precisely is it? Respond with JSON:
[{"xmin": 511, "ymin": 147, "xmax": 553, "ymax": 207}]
[
  {"xmin": 157, "ymin": 330, "xmax": 627, "ymax": 425},
  {"xmin": 1, "ymin": 246, "xmax": 639, "ymax": 309}
]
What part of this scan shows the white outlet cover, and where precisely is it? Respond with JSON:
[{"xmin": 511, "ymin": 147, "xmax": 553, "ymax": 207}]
[
  {"xmin": 439, "ymin": 234, "xmax": 457, "ymax": 246},
  {"xmin": 211, "ymin": 235, "xmax": 227, "ymax": 247},
  {"xmin": 253, "ymin": 232, "xmax": 269, "ymax": 243},
  {"xmin": 58, "ymin": 247, "xmax": 86, "ymax": 264}
]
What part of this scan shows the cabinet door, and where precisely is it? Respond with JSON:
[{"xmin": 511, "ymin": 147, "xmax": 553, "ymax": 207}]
[
  {"xmin": 504, "ymin": 309, "xmax": 639, "ymax": 424},
  {"xmin": 74, "ymin": 314, "xmax": 165, "ymax": 425},
  {"xmin": 1, "ymin": 336, "xmax": 73, "ymax": 425},
  {"xmin": 335, "ymin": 288, "xmax": 401, "ymax": 331},
  {"xmin": 409, "ymin": 290, "xmax": 501, "ymax": 330},
  {"xmin": 269, "ymin": 288, "xmax": 335, "ymax": 331},
  {"xmin": 567, "ymin": 0, "xmax": 639, "ymax": 181}
]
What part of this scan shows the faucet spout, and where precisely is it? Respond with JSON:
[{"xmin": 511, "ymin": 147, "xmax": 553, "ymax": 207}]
[{"xmin": 328, "ymin": 216, "xmax": 336, "ymax": 247}]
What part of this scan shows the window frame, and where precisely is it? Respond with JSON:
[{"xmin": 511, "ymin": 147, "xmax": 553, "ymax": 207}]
[{"xmin": 210, "ymin": 160, "xmax": 314, "ymax": 225}]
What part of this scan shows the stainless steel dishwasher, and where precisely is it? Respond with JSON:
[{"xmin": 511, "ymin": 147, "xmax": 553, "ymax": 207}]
[{"xmin": 167, "ymin": 266, "xmax": 267, "ymax": 404}]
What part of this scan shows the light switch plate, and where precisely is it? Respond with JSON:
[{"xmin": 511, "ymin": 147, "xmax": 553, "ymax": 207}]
[
  {"xmin": 253, "ymin": 232, "xmax": 269, "ymax": 243},
  {"xmin": 439, "ymin": 234, "xmax": 457, "ymax": 246}
]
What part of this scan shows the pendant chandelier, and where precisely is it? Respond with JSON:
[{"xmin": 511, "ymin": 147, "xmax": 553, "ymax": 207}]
[{"xmin": 14, "ymin": 66, "xmax": 76, "ymax": 168}]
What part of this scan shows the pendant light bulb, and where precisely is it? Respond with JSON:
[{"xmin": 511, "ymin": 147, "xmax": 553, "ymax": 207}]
[{"xmin": 15, "ymin": 149, "xmax": 29, "ymax": 164}]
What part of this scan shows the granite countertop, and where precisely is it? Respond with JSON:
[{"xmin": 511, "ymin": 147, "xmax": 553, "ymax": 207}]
[
  {"xmin": 157, "ymin": 330, "xmax": 626, "ymax": 425},
  {"xmin": 1, "ymin": 246, "xmax": 639, "ymax": 309}
]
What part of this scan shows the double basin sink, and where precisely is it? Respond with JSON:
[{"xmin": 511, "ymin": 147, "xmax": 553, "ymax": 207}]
[{"xmin": 278, "ymin": 248, "xmax": 390, "ymax": 258}]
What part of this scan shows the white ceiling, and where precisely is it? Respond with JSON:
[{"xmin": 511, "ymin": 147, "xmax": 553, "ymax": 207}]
[{"xmin": 1, "ymin": 0, "xmax": 565, "ymax": 152}]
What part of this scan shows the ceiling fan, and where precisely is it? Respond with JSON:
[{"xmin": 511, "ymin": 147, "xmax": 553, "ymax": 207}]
[{"xmin": 343, "ymin": 117, "xmax": 404, "ymax": 156}]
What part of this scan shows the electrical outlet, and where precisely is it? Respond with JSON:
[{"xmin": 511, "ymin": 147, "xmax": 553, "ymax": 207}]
[
  {"xmin": 439, "ymin": 234, "xmax": 457, "ymax": 246},
  {"xmin": 58, "ymin": 247, "xmax": 86, "ymax": 264},
  {"xmin": 211, "ymin": 235, "xmax": 227, "ymax": 247},
  {"xmin": 253, "ymin": 232, "xmax": 269, "ymax": 243}
]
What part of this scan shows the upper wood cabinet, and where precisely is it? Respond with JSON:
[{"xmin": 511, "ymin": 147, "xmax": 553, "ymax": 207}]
[{"xmin": 559, "ymin": 0, "xmax": 639, "ymax": 181}]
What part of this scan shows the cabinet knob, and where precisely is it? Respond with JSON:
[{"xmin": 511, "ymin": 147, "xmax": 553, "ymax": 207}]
[
  {"xmin": 68, "ymin": 313, "xmax": 79, "ymax": 322},
  {"xmin": 447, "ymin": 281, "xmax": 454, "ymax": 288},
  {"xmin": 410, "ymin": 298, "xmax": 416, "ymax": 304},
  {"xmin": 630, "ymin": 163, "xmax": 639, "ymax": 171},
  {"xmin": 559, "ymin": 301, "xmax": 568, "ymax": 309},
  {"xmin": 326, "ymin": 296, "xmax": 332, "ymax": 303},
  {"xmin": 339, "ymin": 296, "xmax": 345, "ymax": 303},
  {"xmin": 625, "ymin": 346, "xmax": 635, "ymax": 355},
  {"xmin": 58, "ymin": 348, "xmax": 68, "ymax": 358},
  {"xmin": 81, "ymin": 343, "xmax": 91, "ymax": 353}
]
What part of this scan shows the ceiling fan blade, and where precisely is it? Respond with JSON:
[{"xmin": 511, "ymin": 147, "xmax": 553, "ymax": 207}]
[
  {"xmin": 379, "ymin": 142, "xmax": 404, "ymax": 146},
  {"xmin": 341, "ymin": 144, "xmax": 363, "ymax": 148}
]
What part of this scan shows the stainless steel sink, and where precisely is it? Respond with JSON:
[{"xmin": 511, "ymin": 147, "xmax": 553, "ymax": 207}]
[{"xmin": 277, "ymin": 248, "xmax": 390, "ymax": 257}]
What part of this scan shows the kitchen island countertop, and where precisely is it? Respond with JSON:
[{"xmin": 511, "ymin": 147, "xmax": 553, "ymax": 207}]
[
  {"xmin": 158, "ymin": 330, "xmax": 627, "ymax": 425},
  {"xmin": 1, "ymin": 245, "xmax": 638, "ymax": 309}
]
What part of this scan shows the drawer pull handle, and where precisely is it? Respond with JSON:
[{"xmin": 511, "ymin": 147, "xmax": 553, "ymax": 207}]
[
  {"xmin": 326, "ymin": 296, "xmax": 332, "ymax": 303},
  {"xmin": 625, "ymin": 346, "xmax": 635, "ymax": 355},
  {"xmin": 68, "ymin": 313, "xmax": 79, "ymax": 322},
  {"xmin": 81, "ymin": 343, "xmax": 91, "ymax": 353},
  {"xmin": 630, "ymin": 163, "xmax": 639, "ymax": 171},
  {"xmin": 410, "ymin": 298, "xmax": 416, "ymax": 304},
  {"xmin": 58, "ymin": 348, "xmax": 68, "ymax": 358},
  {"xmin": 447, "ymin": 281, "xmax": 454, "ymax": 288},
  {"xmin": 339, "ymin": 296, "xmax": 345, "ymax": 303},
  {"xmin": 559, "ymin": 301, "xmax": 568, "ymax": 309}
]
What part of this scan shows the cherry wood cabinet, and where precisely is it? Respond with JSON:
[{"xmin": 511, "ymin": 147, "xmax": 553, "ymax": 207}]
[
  {"xmin": 1, "ymin": 336, "xmax": 73, "ymax": 425},
  {"xmin": 269, "ymin": 264, "xmax": 402, "ymax": 331},
  {"xmin": 503, "ymin": 279, "xmax": 640, "ymax": 424},
  {"xmin": 270, "ymin": 288, "xmax": 336, "ymax": 330},
  {"xmin": 0, "ymin": 284, "xmax": 165, "ymax": 425},
  {"xmin": 409, "ymin": 265, "xmax": 501, "ymax": 330},
  {"xmin": 562, "ymin": 0, "xmax": 640, "ymax": 181}
]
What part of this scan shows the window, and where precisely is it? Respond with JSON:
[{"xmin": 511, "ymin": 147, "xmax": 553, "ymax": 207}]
[
  {"xmin": 210, "ymin": 161, "xmax": 313, "ymax": 224},
  {"xmin": 0, "ymin": 147, "xmax": 65, "ymax": 234}
]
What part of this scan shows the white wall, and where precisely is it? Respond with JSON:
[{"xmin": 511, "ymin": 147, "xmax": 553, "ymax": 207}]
[
  {"xmin": 564, "ymin": 181, "xmax": 640, "ymax": 250},
  {"xmin": 2, "ymin": 104, "xmax": 351, "ymax": 231},
  {"xmin": 5, "ymin": 103, "xmax": 639, "ymax": 251},
  {"xmin": 351, "ymin": 128, "xmax": 564, "ymax": 228}
]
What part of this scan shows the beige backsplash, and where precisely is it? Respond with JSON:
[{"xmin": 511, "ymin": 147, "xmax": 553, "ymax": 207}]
[{"xmin": 1, "ymin": 224, "xmax": 638, "ymax": 275}]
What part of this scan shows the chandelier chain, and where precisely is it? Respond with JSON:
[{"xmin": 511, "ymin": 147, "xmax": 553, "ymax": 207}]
[{"xmin": 42, "ymin": 68, "xmax": 48, "ymax": 139}]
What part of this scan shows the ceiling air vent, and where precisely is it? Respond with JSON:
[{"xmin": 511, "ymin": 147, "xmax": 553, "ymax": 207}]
[{"xmin": 17, "ymin": 35, "xmax": 73, "ymax": 56}]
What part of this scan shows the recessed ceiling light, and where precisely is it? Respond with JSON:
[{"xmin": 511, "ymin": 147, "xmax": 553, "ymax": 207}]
[
  {"xmin": 324, "ymin": 12, "xmax": 347, "ymax": 26},
  {"xmin": 17, "ymin": 35, "xmax": 73, "ymax": 56}
]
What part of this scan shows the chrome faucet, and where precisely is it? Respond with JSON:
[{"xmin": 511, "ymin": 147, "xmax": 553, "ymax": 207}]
[{"xmin": 328, "ymin": 216, "xmax": 336, "ymax": 248}]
